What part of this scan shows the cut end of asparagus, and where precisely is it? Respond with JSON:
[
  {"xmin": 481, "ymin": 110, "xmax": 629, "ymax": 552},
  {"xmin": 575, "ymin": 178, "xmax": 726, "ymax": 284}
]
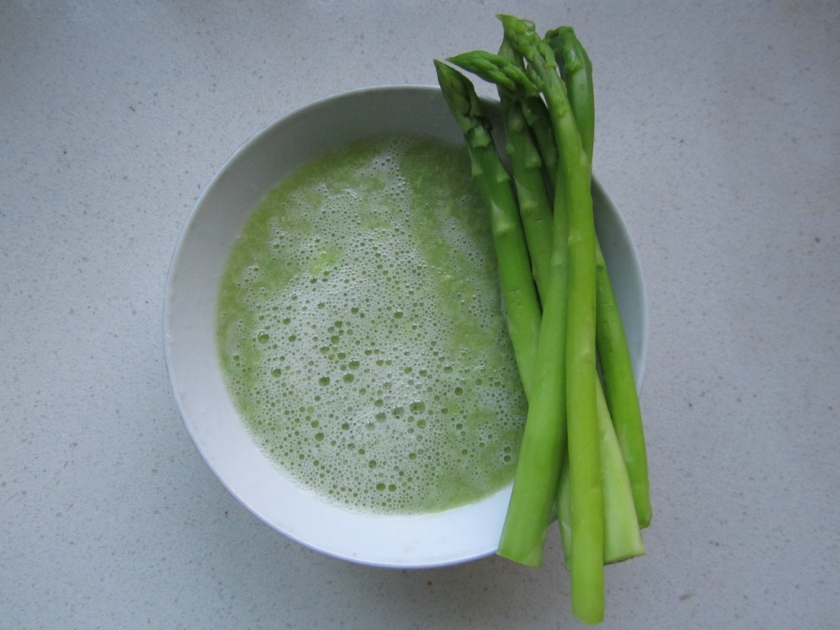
[{"xmin": 497, "ymin": 536, "xmax": 546, "ymax": 568}]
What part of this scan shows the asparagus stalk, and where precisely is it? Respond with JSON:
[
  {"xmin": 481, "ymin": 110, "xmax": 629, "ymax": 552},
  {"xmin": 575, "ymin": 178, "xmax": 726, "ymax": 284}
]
[
  {"xmin": 536, "ymin": 30, "xmax": 646, "ymax": 563},
  {"xmin": 520, "ymin": 96, "xmax": 559, "ymax": 195},
  {"xmin": 499, "ymin": 14, "xmax": 603, "ymax": 624},
  {"xmin": 433, "ymin": 60, "xmax": 541, "ymax": 400},
  {"xmin": 559, "ymin": 375, "xmax": 645, "ymax": 566},
  {"xmin": 549, "ymin": 25, "xmax": 652, "ymax": 528},
  {"xmin": 557, "ymin": 445, "xmax": 573, "ymax": 565},
  {"xmin": 595, "ymin": 245, "xmax": 652, "ymax": 526},
  {"xmin": 495, "ymin": 153, "xmax": 569, "ymax": 567},
  {"xmin": 594, "ymin": 376, "xmax": 646, "ymax": 562},
  {"xmin": 447, "ymin": 38, "xmax": 558, "ymax": 196},
  {"xmin": 545, "ymin": 27, "xmax": 594, "ymax": 161},
  {"xmin": 447, "ymin": 45, "xmax": 554, "ymax": 299},
  {"xmin": 496, "ymin": 38, "xmax": 555, "ymax": 300}
]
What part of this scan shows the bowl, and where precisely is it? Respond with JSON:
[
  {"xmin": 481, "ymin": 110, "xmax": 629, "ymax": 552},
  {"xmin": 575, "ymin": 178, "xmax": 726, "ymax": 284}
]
[{"xmin": 163, "ymin": 85, "xmax": 648, "ymax": 568}]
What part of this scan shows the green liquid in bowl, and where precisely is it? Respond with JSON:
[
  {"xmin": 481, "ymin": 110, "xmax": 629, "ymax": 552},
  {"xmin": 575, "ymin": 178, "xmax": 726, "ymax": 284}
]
[{"xmin": 217, "ymin": 135, "xmax": 527, "ymax": 515}]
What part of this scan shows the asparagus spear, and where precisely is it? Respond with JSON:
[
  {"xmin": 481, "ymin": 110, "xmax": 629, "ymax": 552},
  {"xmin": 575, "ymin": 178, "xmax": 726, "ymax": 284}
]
[
  {"xmin": 495, "ymin": 162, "xmax": 570, "ymax": 567},
  {"xmin": 499, "ymin": 14, "xmax": 603, "ymax": 624},
  {"xmin": 559, "ymin": 375, "xmax": 645, "ymax": 566},
  {"xmin": 545, "ymin": 27, "xmax": 594, "ymax": 161},
  {"xmin": 549, "ymin": 25, "xmax": 652, "ymax": 528},
  {"xmin": 594, "ymin": 376, "xmax": 646, "ymax": 562},
  {"xmin": 520, "ymin": 94, "xmax": 559, "ymax": 195},
  {"xmin": 447, "ymin": 44, "xmax": 554, "ymax": 300},
  {"xmin": 433, "ymin": 60, "xmax": 541, "ymax": 400},
  {"xmin": 595, "ymin": 246, "xmax": 652, "ymax": 526}
]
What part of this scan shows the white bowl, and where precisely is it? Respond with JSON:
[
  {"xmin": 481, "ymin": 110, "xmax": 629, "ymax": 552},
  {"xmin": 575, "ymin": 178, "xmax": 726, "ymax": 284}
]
[{"xmin": 163, "ymin": 85, "xmax": 647, "ymax": 568}]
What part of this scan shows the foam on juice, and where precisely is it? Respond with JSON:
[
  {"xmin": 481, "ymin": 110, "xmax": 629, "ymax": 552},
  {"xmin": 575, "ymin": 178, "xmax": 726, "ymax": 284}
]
[{"xmin": 217, "ymin": 135, "xmax": 527, "ymax": 514}]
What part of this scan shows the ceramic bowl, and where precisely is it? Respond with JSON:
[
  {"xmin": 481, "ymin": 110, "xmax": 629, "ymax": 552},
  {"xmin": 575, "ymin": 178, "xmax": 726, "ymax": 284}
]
[{"xmin": 163, "ymin": 85, "xmax": 647, "ymax": 568}]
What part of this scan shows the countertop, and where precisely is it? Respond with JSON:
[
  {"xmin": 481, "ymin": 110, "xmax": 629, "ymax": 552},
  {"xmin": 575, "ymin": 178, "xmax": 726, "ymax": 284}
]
[{"xmin": 2, "ymin": 1, "xmax": 838, "ymax": 628}]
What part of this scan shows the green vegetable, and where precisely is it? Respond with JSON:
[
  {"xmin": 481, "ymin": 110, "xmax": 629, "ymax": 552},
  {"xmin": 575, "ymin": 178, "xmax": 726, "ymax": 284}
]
[
  {"xmin": 499, "ymin": 14, "xmax": 603, "ymax": 624},
  {"xmin": 520, "ymin": 94, "xmax": 559, "ymax": 195},
  {"xmin": 437, "ymin": 16, "xmax": 652, "ymax": 625},
  {"xmin": 545, "ymin": 27, "xmax": 594, "ymax": 161},
  {"xmin": 495, "ymin": 42, "xmax": 555, "ymax": 301},
  {"xmin": 595, "ymin": 244, "xmax": 652, "ymax": 526},
  {"xmin": 549, "ymin": 25, "xmax": 652, "ymax": 528},
  {"xmin": 558, "ymin": 375, "xmax": 645, "ymax": 566},
  {"xmin": 433, "ymin": 60, "xmax": 541, "ymax": 399},
  {"xmin": 506, "ymin": 45, "xmax": 560, "ymax": 194},
  {"xmin": 495, "ymin": 179, "xmax": 570, "ymax": 567},
  {"xmin": 448, "ymin": 43, "xmax": 554, "ymax": 300}
]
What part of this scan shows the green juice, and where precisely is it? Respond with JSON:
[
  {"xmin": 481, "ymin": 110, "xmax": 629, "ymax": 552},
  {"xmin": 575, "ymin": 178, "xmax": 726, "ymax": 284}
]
[{"xmin": 217, "ymin": 135, "xmax": 527, "ymax": 514}]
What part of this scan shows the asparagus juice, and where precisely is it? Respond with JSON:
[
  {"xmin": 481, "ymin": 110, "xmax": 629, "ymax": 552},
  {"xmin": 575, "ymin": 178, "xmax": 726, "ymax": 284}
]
[{"xmin": 217, "ymin": 135, "xmax": 526, "ymax": 514}]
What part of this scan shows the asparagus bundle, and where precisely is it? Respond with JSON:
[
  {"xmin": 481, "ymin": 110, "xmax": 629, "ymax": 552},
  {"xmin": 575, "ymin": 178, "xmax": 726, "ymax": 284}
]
[{"xmin": 436, "ymin": 14, "xmax": 651, "ymax": 626}]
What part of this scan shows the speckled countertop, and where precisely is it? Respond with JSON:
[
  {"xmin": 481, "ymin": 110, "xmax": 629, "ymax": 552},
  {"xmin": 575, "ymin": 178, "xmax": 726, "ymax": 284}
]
[{"xmin": 2, "ymin": 1, "xmax": 838, "ymax": 628}]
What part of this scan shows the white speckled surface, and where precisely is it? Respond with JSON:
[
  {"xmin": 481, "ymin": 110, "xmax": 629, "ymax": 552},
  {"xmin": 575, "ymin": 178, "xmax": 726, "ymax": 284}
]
[{"xmin": 2, "ymin": 1, "xmax": 838, "ymax": 628}]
